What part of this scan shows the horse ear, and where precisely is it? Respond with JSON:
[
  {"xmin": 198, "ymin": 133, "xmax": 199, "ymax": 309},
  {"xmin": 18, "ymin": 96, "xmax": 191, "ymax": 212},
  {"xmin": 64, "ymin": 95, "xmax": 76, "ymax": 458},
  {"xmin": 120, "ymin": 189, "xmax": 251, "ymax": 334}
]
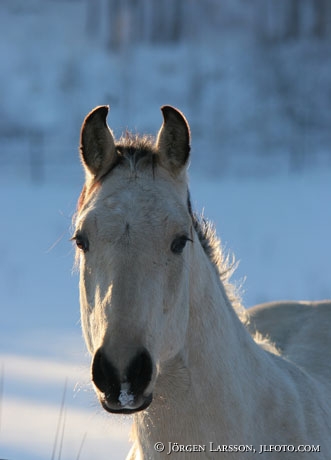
[
  {"xmin": 80, "ymin": 106, "xmax": 117, "ymax": 179},
  {"xmin": 156, "ymin": 106, "xmax": 190, "ymax": 174}
]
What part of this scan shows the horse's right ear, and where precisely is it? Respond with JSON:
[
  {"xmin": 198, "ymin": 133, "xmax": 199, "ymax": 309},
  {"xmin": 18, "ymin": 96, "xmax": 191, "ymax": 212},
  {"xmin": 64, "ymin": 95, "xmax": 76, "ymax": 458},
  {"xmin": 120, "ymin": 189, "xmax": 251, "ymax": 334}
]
[
  {"xmin": 80, "ymin": 106, "xmax": 117, "ymax": 179},
  {"xmin": 156, "ymin": 106, "xmax": 191, "ymax": 175}
]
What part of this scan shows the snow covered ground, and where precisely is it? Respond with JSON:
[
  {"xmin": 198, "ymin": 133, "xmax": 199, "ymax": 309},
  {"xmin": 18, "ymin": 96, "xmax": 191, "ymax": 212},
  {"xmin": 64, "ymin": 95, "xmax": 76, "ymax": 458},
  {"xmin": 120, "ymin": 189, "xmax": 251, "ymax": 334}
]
[{"xmin": 1, "ymin": 167, "xmax": 330, "ymax": 459}]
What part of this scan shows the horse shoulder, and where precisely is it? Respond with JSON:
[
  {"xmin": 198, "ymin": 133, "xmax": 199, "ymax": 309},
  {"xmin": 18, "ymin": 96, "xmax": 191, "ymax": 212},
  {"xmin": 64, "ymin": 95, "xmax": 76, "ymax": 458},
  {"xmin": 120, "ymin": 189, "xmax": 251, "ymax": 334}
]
[{"xmin": 247, "ymin": 300, "xmax": 331, "ymax": 383}]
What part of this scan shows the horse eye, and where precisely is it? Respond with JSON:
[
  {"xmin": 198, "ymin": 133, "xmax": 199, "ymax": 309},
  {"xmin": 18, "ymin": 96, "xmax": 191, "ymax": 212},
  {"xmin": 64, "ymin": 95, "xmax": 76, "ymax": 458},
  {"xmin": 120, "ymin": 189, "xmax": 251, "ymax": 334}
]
[
  {"xmin": 73, "ymin": 234, "xmax": 89, "ymax": 252},
  {"xmin": 170, "ymin": 235, "xmax": 191, "ymax": 254}
]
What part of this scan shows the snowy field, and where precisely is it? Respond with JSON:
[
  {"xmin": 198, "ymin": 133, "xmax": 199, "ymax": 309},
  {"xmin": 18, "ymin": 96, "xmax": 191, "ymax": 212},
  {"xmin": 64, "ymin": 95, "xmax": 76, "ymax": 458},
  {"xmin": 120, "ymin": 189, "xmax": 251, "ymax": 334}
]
[{"xmin": 1, "ymin": 167, "xmax": 330, "ymax": 459}]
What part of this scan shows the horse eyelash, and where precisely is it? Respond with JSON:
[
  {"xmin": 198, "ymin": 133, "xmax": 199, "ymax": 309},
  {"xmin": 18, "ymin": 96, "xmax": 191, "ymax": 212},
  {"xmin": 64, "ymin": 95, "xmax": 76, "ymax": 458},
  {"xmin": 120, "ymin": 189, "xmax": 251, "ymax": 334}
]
[{"xmin": 181, "ymin": 234, "xmax": 193, "ymax": 244}]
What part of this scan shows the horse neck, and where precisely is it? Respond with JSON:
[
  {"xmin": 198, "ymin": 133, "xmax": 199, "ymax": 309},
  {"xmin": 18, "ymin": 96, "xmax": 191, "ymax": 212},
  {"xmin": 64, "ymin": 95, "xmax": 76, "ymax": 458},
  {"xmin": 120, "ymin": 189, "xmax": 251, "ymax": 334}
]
[
  {"xmin": 184, "ymin": 240, "xmax": 265, "ymax": 432},
  {"xmin": 133, "ymin": 236, "xmax": 329, "ymax": 457},
  {"xmin": 136, "ymin": 238, "xmax": 270, "ymax": 445}
]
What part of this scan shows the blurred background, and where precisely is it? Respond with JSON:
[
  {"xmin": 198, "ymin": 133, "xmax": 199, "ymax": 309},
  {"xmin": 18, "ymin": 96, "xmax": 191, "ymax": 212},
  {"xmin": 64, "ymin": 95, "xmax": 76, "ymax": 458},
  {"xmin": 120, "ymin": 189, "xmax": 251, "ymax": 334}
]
[{"xmin": 1, "ymin": 0, "xmax": 330, "ymax": 458}]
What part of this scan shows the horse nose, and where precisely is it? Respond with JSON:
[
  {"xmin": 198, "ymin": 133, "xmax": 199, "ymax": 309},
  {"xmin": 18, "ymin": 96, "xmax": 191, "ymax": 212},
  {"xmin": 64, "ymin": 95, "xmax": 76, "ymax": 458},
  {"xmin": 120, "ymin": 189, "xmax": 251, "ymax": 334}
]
[
  {"xmin": 92, "ymin": 347, "xmax": 120, "ymax": 394},
  {"xmin": 126, "ymin": 348, "xmax": 153, "ymax": 396},
  {"xmin": 92, "ymin": 347, "xmax": 153, "ymax": 413}
]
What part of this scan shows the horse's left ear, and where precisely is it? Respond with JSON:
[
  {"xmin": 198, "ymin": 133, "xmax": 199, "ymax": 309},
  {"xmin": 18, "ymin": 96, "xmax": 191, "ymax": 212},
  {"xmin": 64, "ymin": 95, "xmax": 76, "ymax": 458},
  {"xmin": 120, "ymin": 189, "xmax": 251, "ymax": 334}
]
[
  {"xmin": 156, "ymin": 106, "xmax": 191, "ymax": 174},
  {"xmin": 80, "ymin": 105, "xmax": 117, "ymax": 180}
]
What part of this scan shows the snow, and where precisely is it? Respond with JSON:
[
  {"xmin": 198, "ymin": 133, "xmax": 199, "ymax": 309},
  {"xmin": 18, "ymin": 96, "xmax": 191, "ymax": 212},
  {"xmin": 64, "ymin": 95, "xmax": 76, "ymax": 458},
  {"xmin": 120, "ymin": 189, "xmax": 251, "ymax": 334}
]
[
  {"xmin": 118, "ymin": 388, "xmax": 134, "ymax": 408},
  {"xmin": 2, "ymin": 395, "xmax": 131, "ymax": 460},
  {"xmin": 1, "ymin": 1, "xmax": 330, "ymax": 458}
]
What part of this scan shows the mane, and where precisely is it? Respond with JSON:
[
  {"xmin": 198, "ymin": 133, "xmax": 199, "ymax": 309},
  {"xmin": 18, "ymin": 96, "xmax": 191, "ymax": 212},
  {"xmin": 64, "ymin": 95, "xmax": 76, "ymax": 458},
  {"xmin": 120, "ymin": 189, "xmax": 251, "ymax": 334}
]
[
  {"xmin": 189, "ymin": 214, "xmax": 280, "ymax": 354},
  {"xmin": 105, "ymin": 132, "xmax": 158, "ymax": 177},
  {"xmin": 117, "ymin": 132, "xmax": 156, "ymax": 155},
  {"xmin": 190, "ymin": 212, "xmax": 246, "ymax": 322}
]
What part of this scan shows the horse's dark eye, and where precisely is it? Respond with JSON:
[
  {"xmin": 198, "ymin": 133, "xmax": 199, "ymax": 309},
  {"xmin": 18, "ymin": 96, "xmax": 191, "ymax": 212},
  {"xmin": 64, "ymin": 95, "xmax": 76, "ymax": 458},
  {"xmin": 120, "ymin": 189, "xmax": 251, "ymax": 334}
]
[
  {"xmin": 73, "ymin": 234, "xmax": 89, "ymax": 252},
  {"xmin": 171, "ymin": 235, "xmax": 191, "ymax": 254}
]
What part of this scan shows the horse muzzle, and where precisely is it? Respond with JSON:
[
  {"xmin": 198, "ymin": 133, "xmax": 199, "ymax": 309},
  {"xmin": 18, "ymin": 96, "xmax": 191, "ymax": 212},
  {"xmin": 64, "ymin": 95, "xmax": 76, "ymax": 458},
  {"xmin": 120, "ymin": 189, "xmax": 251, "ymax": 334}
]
[{"xmin": 92, "ymin": 346, "xmax": 154, "ymax": 414}]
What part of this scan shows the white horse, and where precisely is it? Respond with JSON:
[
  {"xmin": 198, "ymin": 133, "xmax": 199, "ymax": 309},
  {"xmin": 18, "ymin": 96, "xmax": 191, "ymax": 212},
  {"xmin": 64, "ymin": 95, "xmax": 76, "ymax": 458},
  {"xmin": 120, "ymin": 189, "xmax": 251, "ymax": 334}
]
[{"xmin": 74, "ymin": 105, "xmax": 331, "ymax": 459}]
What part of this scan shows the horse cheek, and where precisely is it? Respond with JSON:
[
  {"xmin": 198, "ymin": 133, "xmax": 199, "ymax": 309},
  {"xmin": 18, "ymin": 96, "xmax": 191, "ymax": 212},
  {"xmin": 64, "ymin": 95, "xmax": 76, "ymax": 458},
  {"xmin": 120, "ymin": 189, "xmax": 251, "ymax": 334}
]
[{"xmin": 160, "ymin": 263, "xmax": 190, "ymax": 360}]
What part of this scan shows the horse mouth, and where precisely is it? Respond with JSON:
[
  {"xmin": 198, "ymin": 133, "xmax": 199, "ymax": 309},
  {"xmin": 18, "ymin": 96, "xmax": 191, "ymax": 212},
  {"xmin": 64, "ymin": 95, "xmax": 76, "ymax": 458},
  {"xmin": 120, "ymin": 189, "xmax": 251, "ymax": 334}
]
[{"xmin": 100, "ymin": 393, "xmax": 153, "ymax": 414}]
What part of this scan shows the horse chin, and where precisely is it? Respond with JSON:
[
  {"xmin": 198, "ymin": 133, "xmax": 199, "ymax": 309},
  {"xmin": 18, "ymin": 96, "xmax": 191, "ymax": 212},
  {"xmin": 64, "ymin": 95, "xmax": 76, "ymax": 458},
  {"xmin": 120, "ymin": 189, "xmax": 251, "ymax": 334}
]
[{"xmin": 100, "ymin": 393, "xmax": 153, "ymax": 415}]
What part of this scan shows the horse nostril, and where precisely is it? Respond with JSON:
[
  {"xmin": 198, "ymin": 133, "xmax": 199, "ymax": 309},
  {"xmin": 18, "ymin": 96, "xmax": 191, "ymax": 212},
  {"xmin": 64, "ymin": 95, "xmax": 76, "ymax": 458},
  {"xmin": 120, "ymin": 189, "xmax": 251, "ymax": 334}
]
[
  {"xmin": 126, "ymin": 348, "xmax": 153, "ymax": 396},
  {"xmin": 92, "ymin": 347, "xmax": 120, "ymax": 394},
  {"xmin": 92, "ymin": 347, "xmax": 153, "ymax": 412}
]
